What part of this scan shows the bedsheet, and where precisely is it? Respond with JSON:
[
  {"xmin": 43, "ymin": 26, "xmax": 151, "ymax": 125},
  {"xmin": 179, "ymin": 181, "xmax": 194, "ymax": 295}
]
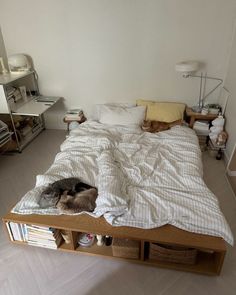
[{"xmin": 12, "ymin": 121, "xmax": 234, "ymax": 245}]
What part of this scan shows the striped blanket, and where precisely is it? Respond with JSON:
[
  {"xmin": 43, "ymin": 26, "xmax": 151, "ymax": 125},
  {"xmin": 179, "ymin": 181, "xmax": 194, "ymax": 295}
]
[{"xmin": 12, "ymin": 121, "xmax": 234, "ymax": 245}]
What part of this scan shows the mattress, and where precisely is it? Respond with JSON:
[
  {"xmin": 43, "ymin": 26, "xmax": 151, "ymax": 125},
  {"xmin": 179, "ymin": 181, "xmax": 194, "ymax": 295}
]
[{"xmin": 12, "ymin": 121, "xmax": 234, "ymax": 245}]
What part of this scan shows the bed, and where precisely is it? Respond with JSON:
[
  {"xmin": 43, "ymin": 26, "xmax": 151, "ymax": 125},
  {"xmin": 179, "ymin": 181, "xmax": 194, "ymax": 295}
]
[{"xmin": 2, "ymin": 106, "xmax": 234, "ymax": 275}]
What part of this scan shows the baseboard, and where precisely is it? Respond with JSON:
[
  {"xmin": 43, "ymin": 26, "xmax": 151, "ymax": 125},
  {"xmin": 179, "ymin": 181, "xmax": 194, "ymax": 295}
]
[
  {"xmin": 223, "ymin": 150, "xmax": 230, "ymax": 166},
  {"xmin": 226, "ymin": 173, "xmax": 236, "ymax": 198},
  {"xmin": 225, "ymin": 150, "xmax": 236, "ymax": 176},
  {"xmin": 227, "ymin": 169, "xmax": 236, "ymax": 177}
]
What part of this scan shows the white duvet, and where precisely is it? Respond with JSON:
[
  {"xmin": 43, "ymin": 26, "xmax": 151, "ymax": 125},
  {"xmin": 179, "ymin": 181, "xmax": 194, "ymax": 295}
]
[{"xmin": 12, "ymin": 121, "xmax": 234, "ymax": 245}]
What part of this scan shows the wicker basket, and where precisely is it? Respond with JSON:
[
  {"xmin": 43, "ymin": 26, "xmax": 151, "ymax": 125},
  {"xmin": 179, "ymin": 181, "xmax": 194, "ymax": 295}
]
[
  {"xmin": 149, "ymin": 243, "xmax": 197, "ymax": 265},
  {"xmin": 112, "ymin": 238, "xmax": 140, "ymax": 259}
]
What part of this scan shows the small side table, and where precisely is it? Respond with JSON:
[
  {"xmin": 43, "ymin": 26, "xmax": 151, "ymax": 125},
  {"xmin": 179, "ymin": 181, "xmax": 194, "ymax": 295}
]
[
  {"xmin": 186, "ymin": 107, "xmax": 218, "ymax": 128},
  {"xmin": 63, "ymin": 116, "xmax": 86, "ymax": 132}
]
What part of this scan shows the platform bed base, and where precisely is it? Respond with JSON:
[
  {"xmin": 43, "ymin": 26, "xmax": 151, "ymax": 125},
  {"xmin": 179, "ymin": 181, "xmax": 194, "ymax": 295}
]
[{"xmin": 2, "ymin": 212, "xmax": 226, "ymax": 276}]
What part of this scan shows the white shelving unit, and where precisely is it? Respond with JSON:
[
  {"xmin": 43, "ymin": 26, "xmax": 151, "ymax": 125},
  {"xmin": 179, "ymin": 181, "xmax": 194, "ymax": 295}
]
[
  {"xmin": 0, "ymin": 71, "xmax": 60, "ymax": 151},
  {"xmin": 0, "ymin": 121, "xmax": 12, "ymax": 148}
]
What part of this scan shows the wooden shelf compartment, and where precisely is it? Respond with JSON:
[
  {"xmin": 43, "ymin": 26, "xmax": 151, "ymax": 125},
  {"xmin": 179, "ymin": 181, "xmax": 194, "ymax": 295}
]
[
  {"xmin": 76, "ymin": 242, "xmax": 113, "ymax": 257},
  {"xmin": 2, "ymin": 212, "xmax": 227, "ymax": 275},
  {"xmin": 144, "ymin": 252, "xmax": 217, "ymax": 275},
  {"xmin": 70, "ymin": 231, "xmax": 113, "ymax": 257},
  {"xmin": 3, "ymin": 212, "xmax": 226, "ymax": 252},
  {"xmin": 143, "ymin": 241, "xmax": 225, "ymax": 275}
]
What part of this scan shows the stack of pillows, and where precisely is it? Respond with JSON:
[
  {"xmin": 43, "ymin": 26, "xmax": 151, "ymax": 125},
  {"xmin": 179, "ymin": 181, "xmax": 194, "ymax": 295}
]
[{"xmin": 95, "ymin": 100, "xmax": 186, "ymax": 127}]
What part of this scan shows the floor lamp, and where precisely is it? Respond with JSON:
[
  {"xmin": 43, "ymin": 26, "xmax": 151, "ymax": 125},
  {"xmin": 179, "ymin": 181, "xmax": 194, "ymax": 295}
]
[{"xmin": 175, "ymin": 61, "xmax": 223, "ymax": 113}]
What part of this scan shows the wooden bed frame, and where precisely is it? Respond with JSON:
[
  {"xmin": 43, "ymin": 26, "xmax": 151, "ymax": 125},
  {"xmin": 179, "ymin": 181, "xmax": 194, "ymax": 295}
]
[{"xmin": 2, "ymin": 210, "xmax": 226, "ymax": 276}]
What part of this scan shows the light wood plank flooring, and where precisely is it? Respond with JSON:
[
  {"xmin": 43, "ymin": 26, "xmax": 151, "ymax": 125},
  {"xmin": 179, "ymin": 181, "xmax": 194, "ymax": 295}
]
[{"xmin": 0, "ymin": 130, "xmax": 236, "ymax": 295}]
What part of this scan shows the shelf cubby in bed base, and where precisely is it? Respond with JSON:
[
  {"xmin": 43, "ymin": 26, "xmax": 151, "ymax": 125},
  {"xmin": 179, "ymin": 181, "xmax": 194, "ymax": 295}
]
[
  {"xmin": 144, "ymin": 252, "xmax": 224, "ymax": 276},
  {"xmin": 2, "ymin": 211, "xmax": 227, "ymax": 276}
]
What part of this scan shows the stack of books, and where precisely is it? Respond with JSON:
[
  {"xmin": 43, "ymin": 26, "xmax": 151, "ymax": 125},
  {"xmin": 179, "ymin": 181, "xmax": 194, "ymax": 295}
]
[
  {"xmin": 64, "ymin": 109, "xmax": 86, "ymax": 122},
  {"xmin": 193, "ymin": 121, "xmax": 210, "ymax": 150},
  {"xmin": 27, "ymin": 225, "xmax": 63, "ymax": 249},
  {"xmin": 6, "ymin": 86, "xmax": 16, "ymax": 101},
  {"xmin": 193, "ymin": 121, "xmax": 210, "ymax": 136},
  {"xmin": 5, "ymin": 222, "xmax": 28, "ymax": 242},
  {"xmin": 6, "ymin": 86, "xmax": 22, "ymax": 102},
  {"xmin": 5, "ymin": 222, "xmax": 62, "ymax": 250}
]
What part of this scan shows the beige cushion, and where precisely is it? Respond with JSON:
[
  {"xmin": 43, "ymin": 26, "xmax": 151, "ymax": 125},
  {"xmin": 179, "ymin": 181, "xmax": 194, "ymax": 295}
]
[{"xmin": 136, "ymin": 99, "xmax": 186, "ymax": 122}]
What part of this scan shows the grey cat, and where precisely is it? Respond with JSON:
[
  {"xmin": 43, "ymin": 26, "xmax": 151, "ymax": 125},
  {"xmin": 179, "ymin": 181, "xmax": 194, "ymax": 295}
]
[{"xmin": 39, "ymin": 177, "xmax": 97, "ymax": 210}]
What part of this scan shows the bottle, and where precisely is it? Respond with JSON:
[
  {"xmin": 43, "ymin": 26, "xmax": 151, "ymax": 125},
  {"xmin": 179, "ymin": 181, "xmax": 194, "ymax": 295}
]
[
  {"xmin": 96, "ymin": 235, "xmax": 104, "ymax": 246},
  {"xmin": 105, "ymin": 235, "xmax": 112, "ymax": 246}
]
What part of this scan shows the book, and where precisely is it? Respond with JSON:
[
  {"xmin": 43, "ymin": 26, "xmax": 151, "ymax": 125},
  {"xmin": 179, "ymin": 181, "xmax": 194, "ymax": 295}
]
[
  {"xmin": 5, "ymin": 222, "xmax": 13, "ymax": 241},
  {"xmin": 26, "ymin": 225, "xmax": 62, "ymax": 249},
  {"xmin": 193, "ymin": 121, "xmax": 210, "ymax": 136},
  {"xmin": 193, "ymin": 124, "xmax": 209, "ymax": 130},
  {"xmin": 66, "ymin": 109, "xmax": 83, "ymax": 115},
  {"xmin": 9, "ymin": 222, "xmax": 23, "ymax": 241},
  {"xmin": 22, "ymin": 224, "xmax": 28, "ymax": 241},
  {"xmin": 7, "ymin": 222, "xmax": 63, "ymax": 249},
  {"xmin": 194, "ymin": 120, "xmax": 209, "ymax": 126},
  {"xmin": 64, "ymin": 114, "xmax": 85, "ymax": 121},
  {"xmin": 26, "ymin": 224, "xmax": 55, "ymax": 233}
]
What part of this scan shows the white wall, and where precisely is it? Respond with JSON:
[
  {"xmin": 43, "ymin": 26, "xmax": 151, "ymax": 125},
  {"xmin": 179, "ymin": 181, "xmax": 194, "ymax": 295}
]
[
  {"xmin": 0, "ymin": 0, "xmax": 236, "ymax": 128},
  {"xmin": 0, "ymin": 27, "xmax": 8, "ymax": 72},
  {"xmin": 224, "ymin": 23, "xmax": 236, "ymax": 161}
]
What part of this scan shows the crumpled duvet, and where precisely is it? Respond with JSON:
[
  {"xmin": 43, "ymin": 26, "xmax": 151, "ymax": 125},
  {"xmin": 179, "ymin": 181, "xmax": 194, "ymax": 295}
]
[{"xmin": 12, "ymin": 121, "xmax": 234, "ymax": 245}]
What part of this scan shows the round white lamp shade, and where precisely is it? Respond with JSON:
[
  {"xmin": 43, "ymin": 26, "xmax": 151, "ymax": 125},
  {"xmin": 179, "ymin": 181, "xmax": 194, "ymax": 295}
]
[
  {"xmin": 175, "ymin": 61, "xmax": 199, "ymax": 77},
  {"xmin": 8, "ymin": 54, "xmax": 31, "ymax": 72}
]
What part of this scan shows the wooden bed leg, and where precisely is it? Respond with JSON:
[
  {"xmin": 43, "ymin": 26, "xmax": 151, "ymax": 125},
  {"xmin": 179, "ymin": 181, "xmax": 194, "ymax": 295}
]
[{"xmin": 215, "ymin": 251, "xmax": 226, "ymax": 275}]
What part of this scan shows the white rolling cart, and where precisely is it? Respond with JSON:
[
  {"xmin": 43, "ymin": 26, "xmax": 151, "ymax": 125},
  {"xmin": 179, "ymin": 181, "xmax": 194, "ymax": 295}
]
[{"xmin": 0, "ymin": 71, "xmax": 60, "ymax": 151}]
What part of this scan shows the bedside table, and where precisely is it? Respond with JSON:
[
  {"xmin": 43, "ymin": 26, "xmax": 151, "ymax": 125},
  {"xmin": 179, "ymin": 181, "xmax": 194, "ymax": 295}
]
[
  {"xmin": 63, "ymin": 116, "xmax": 86, "ymax": 132},
  {"xmin": 186, "ymin": 107, "xmax": 218, "ymax": 128}
]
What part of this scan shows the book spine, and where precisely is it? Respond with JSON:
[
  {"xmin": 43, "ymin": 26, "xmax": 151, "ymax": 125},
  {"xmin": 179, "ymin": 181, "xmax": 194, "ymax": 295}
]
[
  {"xmin": 19, "ymin": 224, "xmax": 27, "ymax": 242},
  {"xmin": 28, "ymin": 241, "xmax": 57, "ymax": 250},
  {"xmin": 9, "ymin": 222, "xmax": 21, "ymax": 241},
  {"xmin": 5, "ymin": 222, "xmax": 13, "ymax": 241},
  {"xmin": 27, "ymin": 227, "xmax": 55, "ymax": 233},
  {"xmin": 17, "ymin": 224, "xmax": 24, "ymax": 241},
  {"xmin": 23, "ymin": 224, "xmax": 28, "ymax": 241}
]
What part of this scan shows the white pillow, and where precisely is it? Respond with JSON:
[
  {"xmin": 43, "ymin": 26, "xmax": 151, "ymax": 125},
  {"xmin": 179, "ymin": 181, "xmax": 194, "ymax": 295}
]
[
  {"xmin": 99, "ymin": 105, "xmax": 146, "ymax": 126},
  {"xmin": 92, "ymin": 103, "xmax": 136, "ymax": 121}
]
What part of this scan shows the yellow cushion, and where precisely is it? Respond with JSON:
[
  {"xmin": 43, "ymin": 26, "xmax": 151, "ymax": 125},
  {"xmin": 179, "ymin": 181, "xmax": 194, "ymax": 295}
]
[{"xmin": 136, "ymin": 99, "xmax": 186, "ymax": 122}]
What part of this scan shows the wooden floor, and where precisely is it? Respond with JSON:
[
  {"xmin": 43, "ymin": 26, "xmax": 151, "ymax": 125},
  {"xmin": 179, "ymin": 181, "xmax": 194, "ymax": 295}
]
[{"xmin": 0, "ymin": 130, "xmax": 236, "ymax": 295}]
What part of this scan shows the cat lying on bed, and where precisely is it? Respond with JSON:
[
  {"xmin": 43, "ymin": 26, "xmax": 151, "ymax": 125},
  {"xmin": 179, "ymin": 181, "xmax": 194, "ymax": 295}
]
[
  {"xmin": 56, "ymin": 188, "xmax": 97, "ymax": 213},
  {"xmin": 39, "ymin": 177, "xmax": 98, "ymax": 213},
  {"xmin": 141, "ymin": 119, "xmax": 182, "ymax": 133}
]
